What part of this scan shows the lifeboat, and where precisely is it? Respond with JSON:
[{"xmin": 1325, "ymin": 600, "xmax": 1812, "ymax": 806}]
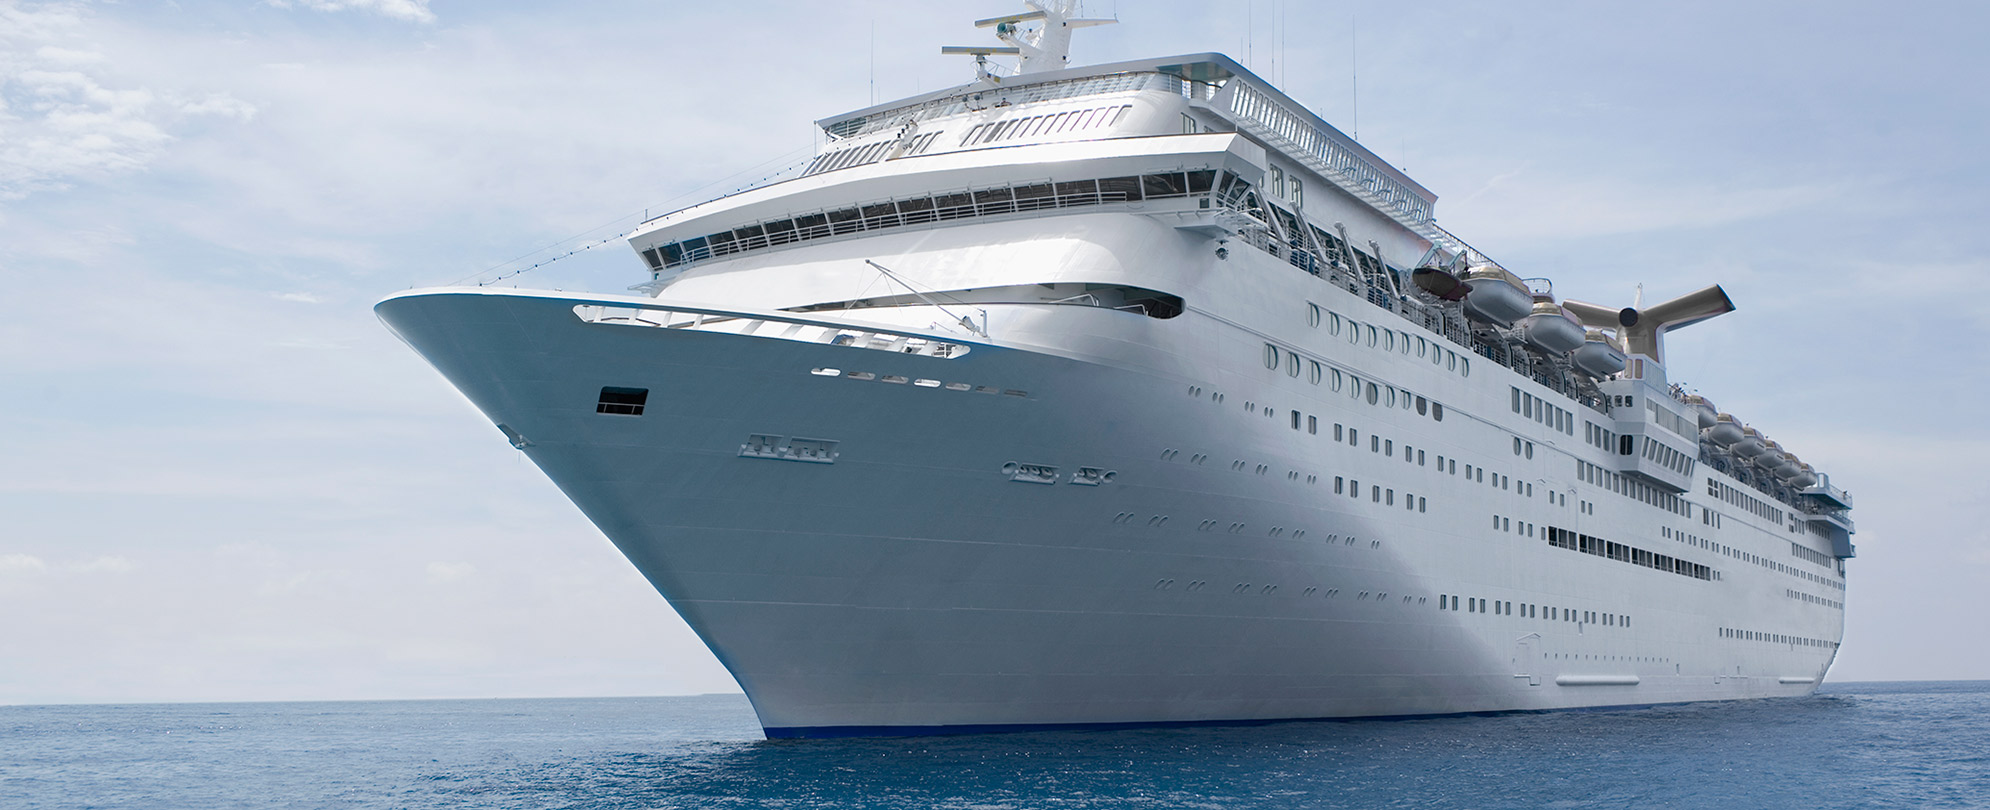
[
  {"xmin": 1571, "ymin": 329, "xmax": 1627, "ymax": 377},
  {"xmin": 1411, "ymin": 266, "xmax": 1469, "ymax": 301},
  {"xmin": 1704, "ymin": 412, "xmax": 1745, "ymax": 446},
  {"xmin": 1731, "ymin": 426, "xmax": 1768, "ymax": 458},
  {"xmin": 1789, "ymin": 462, "xmax": 1819, "ymax": 489},
  {"xmin": 1772, "ymin": 452, "xmax": 1804, "ymax": 482},
  {"xmin": 1460, "ymin": 266, "xmax": 1534, "ymax": 327},
  {"xmin": 1519, "ymin": 298, "xmax": 1586, "ymax": 354},
  {"xmin": 1757, "ymin": 441, "xmax": 1795, "ymax": 475},
  {"xmin": 1683, "ymin": 394, "xmax": 1719, "ymax": 430}
]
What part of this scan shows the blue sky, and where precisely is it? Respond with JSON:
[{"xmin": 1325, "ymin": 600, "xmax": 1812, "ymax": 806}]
[{"xmin": 3, "ymin": 0, "xmax": 1984, "ymax": 704}]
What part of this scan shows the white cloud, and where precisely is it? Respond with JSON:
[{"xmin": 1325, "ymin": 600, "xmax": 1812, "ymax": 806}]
[
  {"xmin": 265, "ymin": 0, "xmax": 435, "ymax": 24},
  {"xmin": 70, "ymin": 555, "xmax": 135, "ymax": 573},
  {"xmin": 0, "ymin": 1, "xmax": 257, "ymax": 199},
  {"xmin": 426, "ymin": 561, "xmax": 475, "ymax": 583},
  {"xmin": 0, "ymin": 553, "xmax": 48, "ymax": 573}
]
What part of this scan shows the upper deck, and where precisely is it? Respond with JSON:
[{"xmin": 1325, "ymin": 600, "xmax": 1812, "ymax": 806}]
[{"xmin": 626, "ymin": 54, "xmax": 1453, "ymax": 278}]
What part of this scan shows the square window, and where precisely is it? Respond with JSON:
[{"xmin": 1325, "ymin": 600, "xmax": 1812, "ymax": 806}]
[{"xmin": 596, "ymin": 386, "xmax": 648, "ymax": 416}]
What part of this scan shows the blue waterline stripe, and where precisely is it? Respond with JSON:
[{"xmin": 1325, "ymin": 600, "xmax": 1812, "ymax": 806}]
[{"xmin": 759, "ymin": 699, "xmax": 1798, "ymax": 738}]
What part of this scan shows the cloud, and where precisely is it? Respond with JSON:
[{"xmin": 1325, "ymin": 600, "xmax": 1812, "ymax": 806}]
[
  {"xmin": 426, "ymin": 561, "xmax": 475, "ymax": 583},
  {"xmin": 265, "ymin": 0, "xmax": 435, "ymax": 24},
  {"xmin": 0, "ymin": 553, "xmax": 48, "ymax": 573},
  {"xmin": 70, "ymin": 555, "xmax": 135, "ymax": 573},
  {"xmin": 0, "ymin": 2, "xmax": 257, "ymax": 199}
]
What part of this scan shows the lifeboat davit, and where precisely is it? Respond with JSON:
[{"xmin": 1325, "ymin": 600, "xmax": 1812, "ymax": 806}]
[
  {"xmin": 1731, "ymin": 426, "xmax": 1768, "ymax": 458},
  {"xmin": 1519, "ymin": 299, "xmax": 1586, "ymax": 354},
  {"xmin": 1572, "ymin": 329, "xmax": 1627, "ymax": 377},
  {"xmin": 1789, "ymin": 462, "xmax": 1819, "ymax": 489},
  {"xmin": 1460, "ymin": 266, "xmax": 1534, "ymax": 327},
  {"xmin": 1683, "ymin": 394, "xmax": 1719, "ymax": 430},
  {"xmin": 1704, "ymin": 412, "xmax": 1745, "ymax": 446}
]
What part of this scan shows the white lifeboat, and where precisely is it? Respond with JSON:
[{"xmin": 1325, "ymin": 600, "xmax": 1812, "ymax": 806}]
[
  {"xmin": 1704, "ymin": 412, "xmax": 1745, "ymax": 446},
  {"xmin": 1731, "ymin": 426, "xmax": 1768, "ymax": 458},
  {"xmin": 1519, "ymin": 297, "xmax": 1586, "ymax": 354},
  {"xmin": 1789, "ymin": 462, "xmax": 1819, "ymax": 490},
  {"xmin": 1460, "ymin": 266, "xmax": 1534, "ymax": 327},
  {"xmin": 1772, "ymin": 452, "xmax": 1804, "ymax": 482},
  {"xmin": 1572, "ymin": 329, "xmax": 1627, "ymax": 377},
  {"xmin": 1683, "ymin": 394, "xmax": 1719, "ymax": 430},
  {"xmin": 1757, "ymin": 441, "xmax": 1795, "ymax": 475}
]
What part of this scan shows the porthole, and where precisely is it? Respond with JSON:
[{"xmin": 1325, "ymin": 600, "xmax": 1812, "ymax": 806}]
[
  {"xmin": 1332, "ymin": 369, "xmax": 1344, "ymax": 391},
  {"xmin": 1384, "ymin": 330, "xmax": 1395, "ymax": 352},
  {"xmin": 1265, "ymin": 343, "xmax": 1280, "ymax": 369},
  {"xmin": 1366, "ymin": 382, "xmax": 1380, "ymax": 405},
  {"xmin": 1386, "ymin": 387, "xmax": 1397, "ymax": 408},
  {"xmin": 1433, "ymin": 402, "xmax": 1444, "ymax": 421},
  {"xmin": 1308, "ymin": 303, "xmax": 1322, "ymax": 328},
  {"xmin": 1514, "ymin": 437, "xmax": 1523, "ymax": 456},
  {"xmin": 1461, "ymin": 358, "xmax": 1471, "ymax": 377},
  {"xmin": 1330, "ymin": 312, "xmax": 1342, "ymax": 335},
  {"xmin": 1417, "ymin": 337, "xmax": 1427, "ymax": 358},
  {"xmin": 1367, "ymin": 325, "xmax": 1378, "ymax": 347},
  {"xmin": 1446, "ymin": 350, "xmax": 1457, "ymax": 371},
  {"xmin": 1347, "ymin": 320, "xmax": 1360, "ymax": 344},
  {"xmin": 1431, "ymin": 347, "xmax": 1443, "ymax": 366},
  {"xmin": 1349, "ymin": 375, "xmax": 1363, "ymax": 399},
  {"xmin": 1526, "ymin": 442, "xmax": 1535, "ymax": 460},
  {"xmin": 1308, "ymin": 360, "xmax": 1323, "ymax": 385},
  {"xmin": 1287, "ymin": 352, "xmax": 1300, "ymax": 377},
  {"xmin": 1399, "ymin": 331, "xmax": 1411, "ymax": 354},
  {"xmin": 1416, "ymin": 396, "xmax": 1428, "ymax": 416}
]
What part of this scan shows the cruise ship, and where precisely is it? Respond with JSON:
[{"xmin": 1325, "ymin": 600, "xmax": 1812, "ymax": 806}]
[{"xmin": 376, "ymin": 2, "xmax": 1855, "ymax": 738}]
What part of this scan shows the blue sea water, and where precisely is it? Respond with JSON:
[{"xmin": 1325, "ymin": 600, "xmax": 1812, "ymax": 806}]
[{"xmin": 3, "ymin": 681, "xmax": 1986, "ymax": 809}]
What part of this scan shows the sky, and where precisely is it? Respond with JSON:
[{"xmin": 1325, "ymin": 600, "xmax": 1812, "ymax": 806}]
[{"xmin": 2, "ymin": 0, "xmax": 1986, "ymax": 706}]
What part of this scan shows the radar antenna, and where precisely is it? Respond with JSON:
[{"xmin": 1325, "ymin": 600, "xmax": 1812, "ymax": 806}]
[{"xmin": 943, "ymin": 1, "xmax": 1116, "ymax": 80}]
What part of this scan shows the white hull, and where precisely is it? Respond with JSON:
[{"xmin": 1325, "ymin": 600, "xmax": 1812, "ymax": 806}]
[{"xmin": 378, "ymin": 225, "xmax": 1842, "ymax": 735}]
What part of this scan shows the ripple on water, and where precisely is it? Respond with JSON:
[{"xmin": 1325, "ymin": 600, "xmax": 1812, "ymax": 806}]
[{"xmin": 2, "ymin": 683, "xmax": 1986, "ymax": 809}]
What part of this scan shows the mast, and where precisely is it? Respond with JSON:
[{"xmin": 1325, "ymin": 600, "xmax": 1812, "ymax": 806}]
[{"xmin": 947, "ymin": 0, "xmax": 1116, "ymax": 79}]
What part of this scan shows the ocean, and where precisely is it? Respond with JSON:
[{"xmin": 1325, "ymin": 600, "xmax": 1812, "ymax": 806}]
[{"xmin": 3, "ymin": 681, "xmax": 1985, "ymax": 809}]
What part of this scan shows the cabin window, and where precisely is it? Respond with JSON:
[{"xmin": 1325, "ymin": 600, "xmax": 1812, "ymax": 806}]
[
  {"xmin": 1142, "ymin": 173, "xmax": 1189, "ymax": 199},
  {"xmin": 1098, "ymin": 176, "xmax": 1143, "ymax": 202},
  {"xmin": 1054, "ymin": 179, "xmax": 1098, "ymax": 205}
]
